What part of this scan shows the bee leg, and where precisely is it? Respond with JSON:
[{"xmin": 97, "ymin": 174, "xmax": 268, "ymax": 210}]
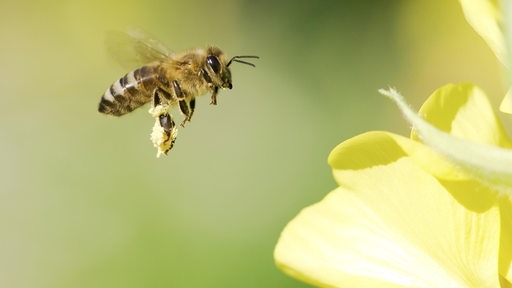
[
  {"xmin": 178, "ymin": 100, "xmax": 191, "ymax": 127},
  {"xmin": 173, "ymin": 80, "xmax": 184, "ymax": 99},
  {"xmin": 172, "ymin": 80, "xmax": 193, "ymax": 127},
  {"xmin": 159, "ymin": 113, "xmax": 174, "ymax": 134},
  {"xmin": 189, "ymin": 97, "xmax": 196, "ymax": 120},
  {"xmin": 152, "ymin": 87, "xmax": 172, "ymax": 107},
  {"xmin": 154, "ymin": 113, "xmax": 177, "ymax": 155},
  {"xmin": 210, "ymin": 87, "xmax": 219, "ymax": 105},
  {"xmin": 201, "ymin": 68, "xmax": 212, "ymax": 84},
  {"xmin": 201, "ymin": 68, "xmax": 216, "ymax": 105},
  {"xmin": 200, "ymin": 68, "xmax": 218, "ymax": 106}
]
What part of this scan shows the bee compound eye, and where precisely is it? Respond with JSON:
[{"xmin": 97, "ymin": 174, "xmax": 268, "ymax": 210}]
[
  {"xmin": 206, "ymin": 55, "xmax": 221, "ymax": 74},
  {"xmin": 159, "ymin": 114, "xmax": 174, "ymax": 133}
]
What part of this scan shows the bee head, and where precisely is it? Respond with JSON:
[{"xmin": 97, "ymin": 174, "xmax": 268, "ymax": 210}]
[
  {"xmin": 204, "ymin": 47, "xmax": 232, "ymax": 89},
  {"xmin": 204, "ymin": 47, "xmax": 259, "ymax": 90}
]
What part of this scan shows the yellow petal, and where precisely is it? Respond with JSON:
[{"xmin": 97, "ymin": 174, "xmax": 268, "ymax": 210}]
[
  {"xmin": 329, "ymin": 131, "xmax": 497, "ymax": 212},
  {"xmin": 501, "ymin": 197, "xmax": 512, "ymax": 284},
  {"xmin": 500, "ymin": 88, "xmax": 512, "ymax": 114},
  {"xmin": 458, "ymin": 0, "xmax": 512, "ymax": 114},
  {"xmin": 414, "ymin": 83, "xmax": 512, "ymax": 148},
  {"xmin": 329, "ymin": 130, "xmax": 470, "ymax": 187},
  {"xmin": 381, "ymin": 86, "xmax": 512, "ymax": 197},
  {"xmin": 458, "ymin": 0, "xmax": 506, "ymax": 66},
  {"xmin": 275, "ymin": 132, "xmax": 501, "ymax": 287}
]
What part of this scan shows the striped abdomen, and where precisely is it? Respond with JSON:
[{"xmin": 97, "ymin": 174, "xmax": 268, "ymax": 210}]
[{"xmin": 98, "ymin": 64, "xmax": 170, "ymax": 116}]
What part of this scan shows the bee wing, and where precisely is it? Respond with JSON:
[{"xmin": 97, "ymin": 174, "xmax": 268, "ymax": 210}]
[{"xmin": 106, "ymin": 29, "xmax": 172, "ymax": 70}]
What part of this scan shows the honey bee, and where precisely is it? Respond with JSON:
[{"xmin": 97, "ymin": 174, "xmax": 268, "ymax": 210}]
[{"xmin": 98, "ymin": 29, "xmax": 258, "ymax": 156}]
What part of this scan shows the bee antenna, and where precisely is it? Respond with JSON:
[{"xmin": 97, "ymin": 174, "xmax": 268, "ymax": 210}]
[{"xmin": 227, "ymin": 55, "xmax": 260, "ymax": 67}]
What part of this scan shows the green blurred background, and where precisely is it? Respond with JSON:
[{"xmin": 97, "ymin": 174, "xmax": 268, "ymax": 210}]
[{"xmin": 0, "ymin": 0, "xmax": 505, "ymax": 287}]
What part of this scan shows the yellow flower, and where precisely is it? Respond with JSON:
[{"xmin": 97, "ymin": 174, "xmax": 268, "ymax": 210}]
[{"xmin": 274, "ymin": 83, "xmax": 512, "ymax": 287}]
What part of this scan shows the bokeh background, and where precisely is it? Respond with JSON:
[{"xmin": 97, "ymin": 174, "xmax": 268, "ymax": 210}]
[{"xmin": 0, "ymin": 0, "xmax": 506, "ymax": 287}]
